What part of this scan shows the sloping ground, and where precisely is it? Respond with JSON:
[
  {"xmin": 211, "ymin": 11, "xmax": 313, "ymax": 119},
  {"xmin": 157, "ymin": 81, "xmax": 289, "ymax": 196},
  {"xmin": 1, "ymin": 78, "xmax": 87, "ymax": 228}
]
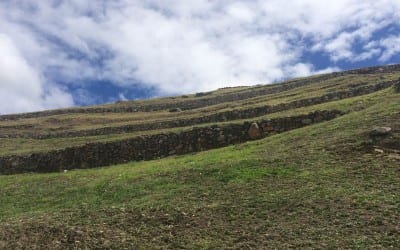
[
  {"xmin": 0, "ymin": 65, "xmax": 399, "ymax": 248},
  {"xmin": 0, "ymin": 65, "xmax": 399, "ymax": 174}
]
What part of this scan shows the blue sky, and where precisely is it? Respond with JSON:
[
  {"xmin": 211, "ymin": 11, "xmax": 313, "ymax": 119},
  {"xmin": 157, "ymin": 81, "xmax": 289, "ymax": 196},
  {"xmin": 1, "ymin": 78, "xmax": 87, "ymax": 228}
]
[{"xmin": 0, "ymin": 0, "xmax": 399, "ymax": 114}]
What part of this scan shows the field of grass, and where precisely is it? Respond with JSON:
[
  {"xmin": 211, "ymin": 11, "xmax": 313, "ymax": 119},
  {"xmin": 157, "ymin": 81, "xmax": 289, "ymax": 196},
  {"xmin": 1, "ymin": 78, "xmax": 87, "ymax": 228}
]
[{"xmin": 0, "ymin": 78, "xmax": 398, "ymax": 249}]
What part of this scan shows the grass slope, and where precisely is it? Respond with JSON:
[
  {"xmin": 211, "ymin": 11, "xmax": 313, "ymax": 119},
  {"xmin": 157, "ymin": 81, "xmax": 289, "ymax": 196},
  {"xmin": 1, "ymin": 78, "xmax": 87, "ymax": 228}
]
[
  {"xmin": 0, "ymin": 71, "xmax": 398, "ymax": 157},
  {"xmin": 0, "ymin": 87, "xmax": 398, "ymax": 248}
]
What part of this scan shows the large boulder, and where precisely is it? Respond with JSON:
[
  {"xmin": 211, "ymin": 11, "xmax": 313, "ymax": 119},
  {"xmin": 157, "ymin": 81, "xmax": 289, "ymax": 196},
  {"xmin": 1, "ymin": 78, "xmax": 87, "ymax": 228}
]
[{"xmin": 248, "ymin": 122, "xmax": 262, "ymax": 139}]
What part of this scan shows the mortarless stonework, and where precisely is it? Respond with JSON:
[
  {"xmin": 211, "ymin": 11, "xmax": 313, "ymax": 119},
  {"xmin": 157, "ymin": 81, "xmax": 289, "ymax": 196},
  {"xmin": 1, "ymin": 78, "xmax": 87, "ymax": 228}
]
[
  {"xmin": 0, "ymin": 110, "xmax": 343, "ymax": 174},
  {"xmin": 1, "ymin": 63, "xmax": 399, "ymax": 121},
  {"xmin": 0, "ymin": 80, "xmax": 394, "ymax": 139}
]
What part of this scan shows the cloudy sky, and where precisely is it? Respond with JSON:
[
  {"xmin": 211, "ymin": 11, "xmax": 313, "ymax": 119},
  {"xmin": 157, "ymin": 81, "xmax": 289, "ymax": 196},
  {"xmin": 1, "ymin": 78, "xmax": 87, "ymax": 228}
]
[{"xmin": 1, "ymin": 0, "xmax": 399, "ymax": 114}]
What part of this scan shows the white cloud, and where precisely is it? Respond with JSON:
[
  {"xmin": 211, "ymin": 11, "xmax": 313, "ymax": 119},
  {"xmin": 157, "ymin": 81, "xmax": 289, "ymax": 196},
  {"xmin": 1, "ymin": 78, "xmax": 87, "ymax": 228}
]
[
  {"xmin": 0, "ymin": 34, "xmax": 73, "ymax": 114},
  {"xmin": 0, "ymin": 0, "xmax": 399, "ymax": 114},
  {"xmin": 352, "ymin": 48, "xmax": 382, "ymax": 62},
  {"xmin": 118, "ymin": 93, "xmax": 128, "ymax": 101},
  {"xmin": 378, "ymin": 35, "xmax": 400, "ymax": 62},
  {"xmin": 226, "ymin": 2, "xmax": 255, "ymax": 23}
]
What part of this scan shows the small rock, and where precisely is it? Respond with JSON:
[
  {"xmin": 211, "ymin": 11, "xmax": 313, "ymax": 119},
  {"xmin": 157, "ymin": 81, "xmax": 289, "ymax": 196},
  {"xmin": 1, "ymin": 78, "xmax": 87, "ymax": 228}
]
[
  {"xmin": 374, "ymin": 148, "xmax": 384, "ymax": 154},
  {"xmin": 370, "ymin": 127, "xmax": 392, "ymax": 136},
  {"xmin": 248, "ymin": 122, "xmax": 262, "ymax": 139}
]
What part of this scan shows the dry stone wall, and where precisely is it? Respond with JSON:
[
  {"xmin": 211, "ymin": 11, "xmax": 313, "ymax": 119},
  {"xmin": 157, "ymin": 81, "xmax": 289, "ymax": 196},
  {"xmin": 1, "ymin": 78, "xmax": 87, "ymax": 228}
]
[
  {"xmin": 0, "ymin": 73, "xmax": 339, "ymax": 121},
  {"xmin": 345, "ymin": 64, "xmax": 400, "ymax": 74},
  {"xmin": 1, "ymin": 80, "xmax": 394, "ymax": 139},
  {"xmin": 2, "ymin": 63, "xmax": 399, "ymax": 121},
  {"xmin": 0, "ymin": 110, "xmax": 344, "ymax": 174}
]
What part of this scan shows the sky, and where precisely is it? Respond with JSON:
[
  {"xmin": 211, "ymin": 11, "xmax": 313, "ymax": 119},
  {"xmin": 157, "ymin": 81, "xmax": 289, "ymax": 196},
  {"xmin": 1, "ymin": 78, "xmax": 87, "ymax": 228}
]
[{"xmin": 0, "ymin": 0, "xmax": 400, "ymax": 115}]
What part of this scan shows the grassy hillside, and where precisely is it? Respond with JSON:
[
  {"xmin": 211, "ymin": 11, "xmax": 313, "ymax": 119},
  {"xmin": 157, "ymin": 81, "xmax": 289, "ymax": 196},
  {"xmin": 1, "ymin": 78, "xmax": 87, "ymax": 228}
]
[{"xmin": 0, "ymin": 65, "xmax": 399, "ymax": 248}]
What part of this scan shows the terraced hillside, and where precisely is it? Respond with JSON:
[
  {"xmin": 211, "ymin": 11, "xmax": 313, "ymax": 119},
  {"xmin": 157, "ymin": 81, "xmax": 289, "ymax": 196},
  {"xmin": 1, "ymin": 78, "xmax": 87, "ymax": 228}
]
[{"xmin": 0, "ymin": 64, "xmax": 399, "ymax": 248}]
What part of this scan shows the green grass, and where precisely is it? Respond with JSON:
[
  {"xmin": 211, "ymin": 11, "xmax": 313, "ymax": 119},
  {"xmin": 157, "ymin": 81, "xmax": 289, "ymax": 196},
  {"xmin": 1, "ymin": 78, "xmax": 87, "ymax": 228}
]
[
  {"xmin": 0, "ymin": 86, "xmax": 394, "ymax": 157},
  {"xmin": 1, "ymin": 72, "xmax": 397, "ymax": 136},
  {"xmin": 0, "ymin": 87, "xmax": 399, "ymax": 248}
]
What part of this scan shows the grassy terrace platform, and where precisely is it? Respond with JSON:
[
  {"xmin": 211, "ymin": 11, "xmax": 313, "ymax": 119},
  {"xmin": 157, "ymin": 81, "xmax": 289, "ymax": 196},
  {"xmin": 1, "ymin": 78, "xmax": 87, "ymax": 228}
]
[
  {"xmin": 0, "ymin": 69, "xmax": 398, "ymax": 155},
  {"xmin": 0, "ymin": 65, "xmax": 399, "ymax": 248}
]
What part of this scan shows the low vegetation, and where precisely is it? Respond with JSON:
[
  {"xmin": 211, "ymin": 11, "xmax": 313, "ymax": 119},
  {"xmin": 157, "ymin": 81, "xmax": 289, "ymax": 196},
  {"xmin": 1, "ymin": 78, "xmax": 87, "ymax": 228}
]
[{"xmin": 0, "ymin": 66, "xmax": 399, "ymax": 248}]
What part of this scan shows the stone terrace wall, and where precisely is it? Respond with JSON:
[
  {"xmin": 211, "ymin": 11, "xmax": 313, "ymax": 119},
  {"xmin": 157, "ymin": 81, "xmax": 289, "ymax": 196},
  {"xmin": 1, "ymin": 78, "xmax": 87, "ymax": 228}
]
[
  {"xmin": 0, "ymin": 110, "xmax": 343, "ymax": 174},
  {"xmin": 0, "ymin": 74, "xmax": 340, "ymax": 121},
  {"xmin": 2, "ymin": 80, "xmax": 394, "ymax": 139},
  {"xmin": 345, "ymin": 64, "xmax": 400, "ymax": 74},
  {"xmin": 1, "ymin": 64, "xmax": 399, "ymax": 121}
]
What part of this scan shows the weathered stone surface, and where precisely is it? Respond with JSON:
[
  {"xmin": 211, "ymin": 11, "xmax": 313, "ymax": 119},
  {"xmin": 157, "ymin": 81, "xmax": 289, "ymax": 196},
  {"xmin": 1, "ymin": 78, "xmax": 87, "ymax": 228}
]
[
  {"xmin": 301, "ymin": 118, "xmax": 313, "ymax": 125},
  {"xmin": 248, "ymin": 123, "xmax": 262, "ymax": 139},
  {"xmin": 370, "ymin": 127, "xmax": 392, "ymax": 136},
  {"xmin": 217, "ymin": 134, "xmax": 225, "ymax": 142},
  {"xmin": 0, "ymin": 110, "xmax": 344, "ymax": 175}
]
